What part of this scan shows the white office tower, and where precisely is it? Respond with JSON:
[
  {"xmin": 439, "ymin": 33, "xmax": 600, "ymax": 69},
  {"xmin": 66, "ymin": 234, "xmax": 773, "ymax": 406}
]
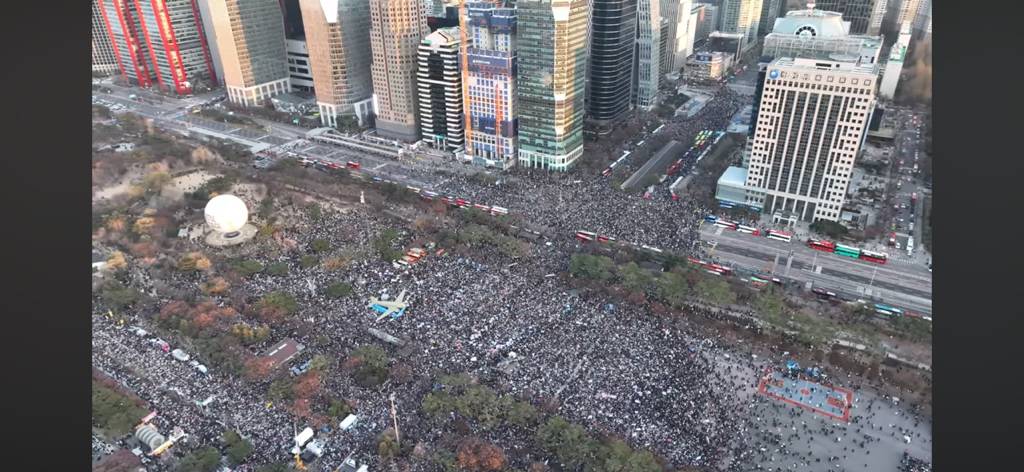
[
  {"xmin": 634, "ymin": 0, "xmax": 663, "ymax": 109},
  {"xmin": 867, "ymin": 0, "xmax": 887, "ymax": 35},
  {"xmin": 718, "ymin": 0, "xmax": 763, "ymax": 53},
  {"xmin": 878, "ymin": 22, "xmax": 910, "ymax": 100},
  {"xmin": 745, "ymin": 57, "xmax": 879, "ymax": 222}
]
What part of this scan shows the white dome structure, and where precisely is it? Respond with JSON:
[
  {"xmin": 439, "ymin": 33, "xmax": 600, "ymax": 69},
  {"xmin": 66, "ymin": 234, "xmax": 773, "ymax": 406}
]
[
  {"xmin": 773, "ymin": 9, "xmax": 851, "ymax": 38},
  {"xmin": 204, "ymin": 194, "xmax": 249, "ymax": 234}
]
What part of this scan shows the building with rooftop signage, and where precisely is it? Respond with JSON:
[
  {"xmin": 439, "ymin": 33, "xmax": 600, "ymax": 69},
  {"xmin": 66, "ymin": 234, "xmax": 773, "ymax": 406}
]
[
  {"xmin": 461, "ymin": 2, "xmax": 518, "ymax": 168},
  {"xmin": 742, "ymin": 57, "xmax": 879, "ymax": 222}
]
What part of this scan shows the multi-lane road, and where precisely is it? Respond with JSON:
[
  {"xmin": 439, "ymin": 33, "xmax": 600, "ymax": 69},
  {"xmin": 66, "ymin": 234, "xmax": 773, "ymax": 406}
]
[
  {"xmin": 95, "ymin": 81, "xmax": 933, "ymax": 315},
  {"xmin": 698, "ymin": 224, "xmax": 933, "ymax": 315}
]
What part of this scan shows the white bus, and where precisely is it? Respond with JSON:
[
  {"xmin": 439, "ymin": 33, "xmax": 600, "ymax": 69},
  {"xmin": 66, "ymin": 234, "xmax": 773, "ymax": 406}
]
[
  {"xmin": 737, "ymin": 224, "xmax": 760, "ymax": 235},
  {"xmin": 906, "ymin": 237, "xmax": 914, "ymax": 256},
  {"xmin": 766, "ymin": 230, "xmax": 793, "ymax": 243}
]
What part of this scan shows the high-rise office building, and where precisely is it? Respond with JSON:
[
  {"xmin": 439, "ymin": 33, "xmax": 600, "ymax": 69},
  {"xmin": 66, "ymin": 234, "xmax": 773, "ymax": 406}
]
[
  {"xmin": 586, "ymin": 0, "xmax": 637, "ymax": 128},
  {"xmin": 368, "ymin": 0, "xmax": 430, "ymax": 141},
  {"xmin": 97, "ymin": 0, "xmax": 156, "ymax": 87},
  {"xmin": 92, "ymin": 0, "xmax": 120, "ymax": 75},
  {"xmin": 810, "ymin": 0, "xmax": 884, "ymax": 35},
  {"xmin": 659, "ymin": 17, "xmax": 672, "ymax": 87},
  {"xmin": 756, "ymin": 0, "xmax": 782, "ymax": 36},
  {"xmin": 299, "ymin": 0, "xmax": 374, "ymax": 127},
  {"xmin": 131, "ymin": 0, "xmax": 218, "ymax": 95},
  {"xmin": 867, "ymin": 0, "xmax": 887, "ymax": 35},
  {"xmin": 285, "ymin": 39, "xmax": 315, "ymax": 93},
  {"xmin": 417, "ymin": 27, "xmax": 464, "ymax": 151},
  {"xmin": 204, "ymin": 0, "xmax": 290, "ymax": 106},
  {"xmin": 895, "ymin": 0, "xmax": 924, "ymax": 31},
  {"xmin": 516, "ymin": 0, "xmax": 589, "ymax": 171},
  {"xmin": 661, "ymin": 0, "xmax": 694, "ymax": 74},
  {"xmin": 744, "ymin": 57, "xmax": 878, "ymax": 222},
  {"xmin": 878, "ymin": 22, "xmax": 910, "ymax": 100},
  {"xmin": 460, "ymin": 2, "xmax": 518, "ymax": 168},
  {"xmin": 718, "ymin": 0, "xmax": 763, "ymax": 53},
  {"xmin": 633, "ymin": 0, "xmax": 662, "ymax": 109},
  {"xmin": 693, "ymin": 3, "xmax": 717, "ymax": 44},
  {"xmin": 428, "ymin": 1, "xmax": 461, "ymax": 31}
]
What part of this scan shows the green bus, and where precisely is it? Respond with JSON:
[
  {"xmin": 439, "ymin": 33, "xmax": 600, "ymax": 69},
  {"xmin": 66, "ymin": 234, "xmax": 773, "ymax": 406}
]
[{"xmin": 834, "ymin": 244, "xmax": 861, "ymax": 258}]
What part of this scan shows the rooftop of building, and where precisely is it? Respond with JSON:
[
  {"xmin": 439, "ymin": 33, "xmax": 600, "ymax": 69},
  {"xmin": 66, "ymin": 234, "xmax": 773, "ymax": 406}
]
[
  {"xmin": 718, "ymin": 166, "xmax": 748, "ymax": 188},
  {"xmin": 422, "ymin": 28, "xmax": 459, "ymax": 46},
  {"xmin": 772, "ymin": 8, "xmax": 851, "ymax": 38},
  {"xmin": 770, "ymin": 57, "xmax": 879, "ymax": 75}
]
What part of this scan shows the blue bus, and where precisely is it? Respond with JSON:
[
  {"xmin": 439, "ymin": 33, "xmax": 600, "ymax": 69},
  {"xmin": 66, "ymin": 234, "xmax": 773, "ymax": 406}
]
[{"xmin": 874, "ymin": 303, "xmax": 904, "ymax": 316}]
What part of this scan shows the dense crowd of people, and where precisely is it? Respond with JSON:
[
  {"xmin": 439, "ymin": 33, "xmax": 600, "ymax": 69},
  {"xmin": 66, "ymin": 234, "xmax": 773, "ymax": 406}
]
[{"xmin": 91, "ymin": 86, "xmax": 931, "ymax": 471}]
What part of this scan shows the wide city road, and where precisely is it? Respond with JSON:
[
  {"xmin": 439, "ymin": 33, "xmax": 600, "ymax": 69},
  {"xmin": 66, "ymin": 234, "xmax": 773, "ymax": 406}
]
[{"xmin": 698, "ymin": 223, "xmax": 933, "ymax": 315}]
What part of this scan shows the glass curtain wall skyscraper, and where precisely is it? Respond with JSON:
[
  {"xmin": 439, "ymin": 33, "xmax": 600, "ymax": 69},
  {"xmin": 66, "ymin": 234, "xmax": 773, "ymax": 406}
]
[
  {"xmin": 203, "ymin": 0, "xmax": 290, "ymax": 106},
  {"xmin": 633, "ymin": 0, "xmax": 662, "ymax": 109},
  {"xmin": 586, "ymin": 0, "xmax": 637, "ymax": 128},
  {"xmin": 811, "ymin": 0, "xmax": 885, "ymax": 35},
  {"xmin": 298, "ymin": 0, "xmax": 374, "ymax": 127},
  {"xmin": 516, "ymin": 0, "xmax": 589, "ymax": 171},
  {"xmin": 93, "ymin": 0, "xmax": 120, "ymax": 75},
  {"xmin": 718, "ymin": 0, "xmax": 763, "ymax": 52},
  {"xmin": 133, "ymin": 0, "xmax": 219, "ymax": 95}
]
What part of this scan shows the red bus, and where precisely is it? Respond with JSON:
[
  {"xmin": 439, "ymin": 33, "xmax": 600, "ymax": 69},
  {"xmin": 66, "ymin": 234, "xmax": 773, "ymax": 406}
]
[
  {"xmin": 807, "ymin": 239, "xmax": 836, "ymax": 252},
  {"xmin": 859, "ymin": 249, "xmax": 888, "ymax": 264},
  {"xmin": 346, "ymin": 161, "xmax": 360, "ymax": 169},
  {"xmin": 706, "ymin": 263, "xmax": 733, "ymax": 275},
  {"xmin": 575, "ymin": 230, "xmax": 596, "ymax": 242},
  {"xmin": 714, "ymin": 219, "xmax": 738, "ymax": 230},
  {"xmin": 737, "ymin": 224, "xmax": 760, "ymax": 235}
]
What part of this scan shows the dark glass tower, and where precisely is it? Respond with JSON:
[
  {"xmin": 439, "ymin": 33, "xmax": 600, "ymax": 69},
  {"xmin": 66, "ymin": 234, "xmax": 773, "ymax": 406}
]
[{"xmin": 586, "ymin": 0, "xmax": 637, "ymax": 127}]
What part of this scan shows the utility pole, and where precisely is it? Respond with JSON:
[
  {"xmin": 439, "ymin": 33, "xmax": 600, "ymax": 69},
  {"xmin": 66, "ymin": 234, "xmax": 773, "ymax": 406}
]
[{"xmin": 389, "ymin": 392, "xmax": 400, "ymax": 449}]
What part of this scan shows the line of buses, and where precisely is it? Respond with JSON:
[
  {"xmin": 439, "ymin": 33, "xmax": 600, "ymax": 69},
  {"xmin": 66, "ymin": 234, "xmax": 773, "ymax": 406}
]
[
  {"xmin": 706, "ymin": 215, "xmax": 890, "ymax": 265},
  {"xmin": 575, "ymin": 228, "xmax": 928, "ymax": 321},
  {"xmin": 367, "ymin": 176, "xmax": 510, "ymax": 217},
  {"xmin": 806, "ymin": 239, "xmax": 889, "ymax": 265},
  {"xmin": 705, "ymin": 215, "xmax": 795, "ymax": 243}
]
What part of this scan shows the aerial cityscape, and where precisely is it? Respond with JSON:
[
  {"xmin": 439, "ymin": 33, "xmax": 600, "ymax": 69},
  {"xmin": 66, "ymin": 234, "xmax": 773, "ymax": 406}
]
[{"xmin": 91, "ymin": 0, "xmax": 932, "ymax": 471}]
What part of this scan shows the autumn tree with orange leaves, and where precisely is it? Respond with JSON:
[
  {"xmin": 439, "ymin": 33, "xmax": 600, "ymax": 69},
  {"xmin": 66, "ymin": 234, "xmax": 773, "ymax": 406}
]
[{"xmin": 456, "ymin": 437, "xmax": 506, "ymax": 471}]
